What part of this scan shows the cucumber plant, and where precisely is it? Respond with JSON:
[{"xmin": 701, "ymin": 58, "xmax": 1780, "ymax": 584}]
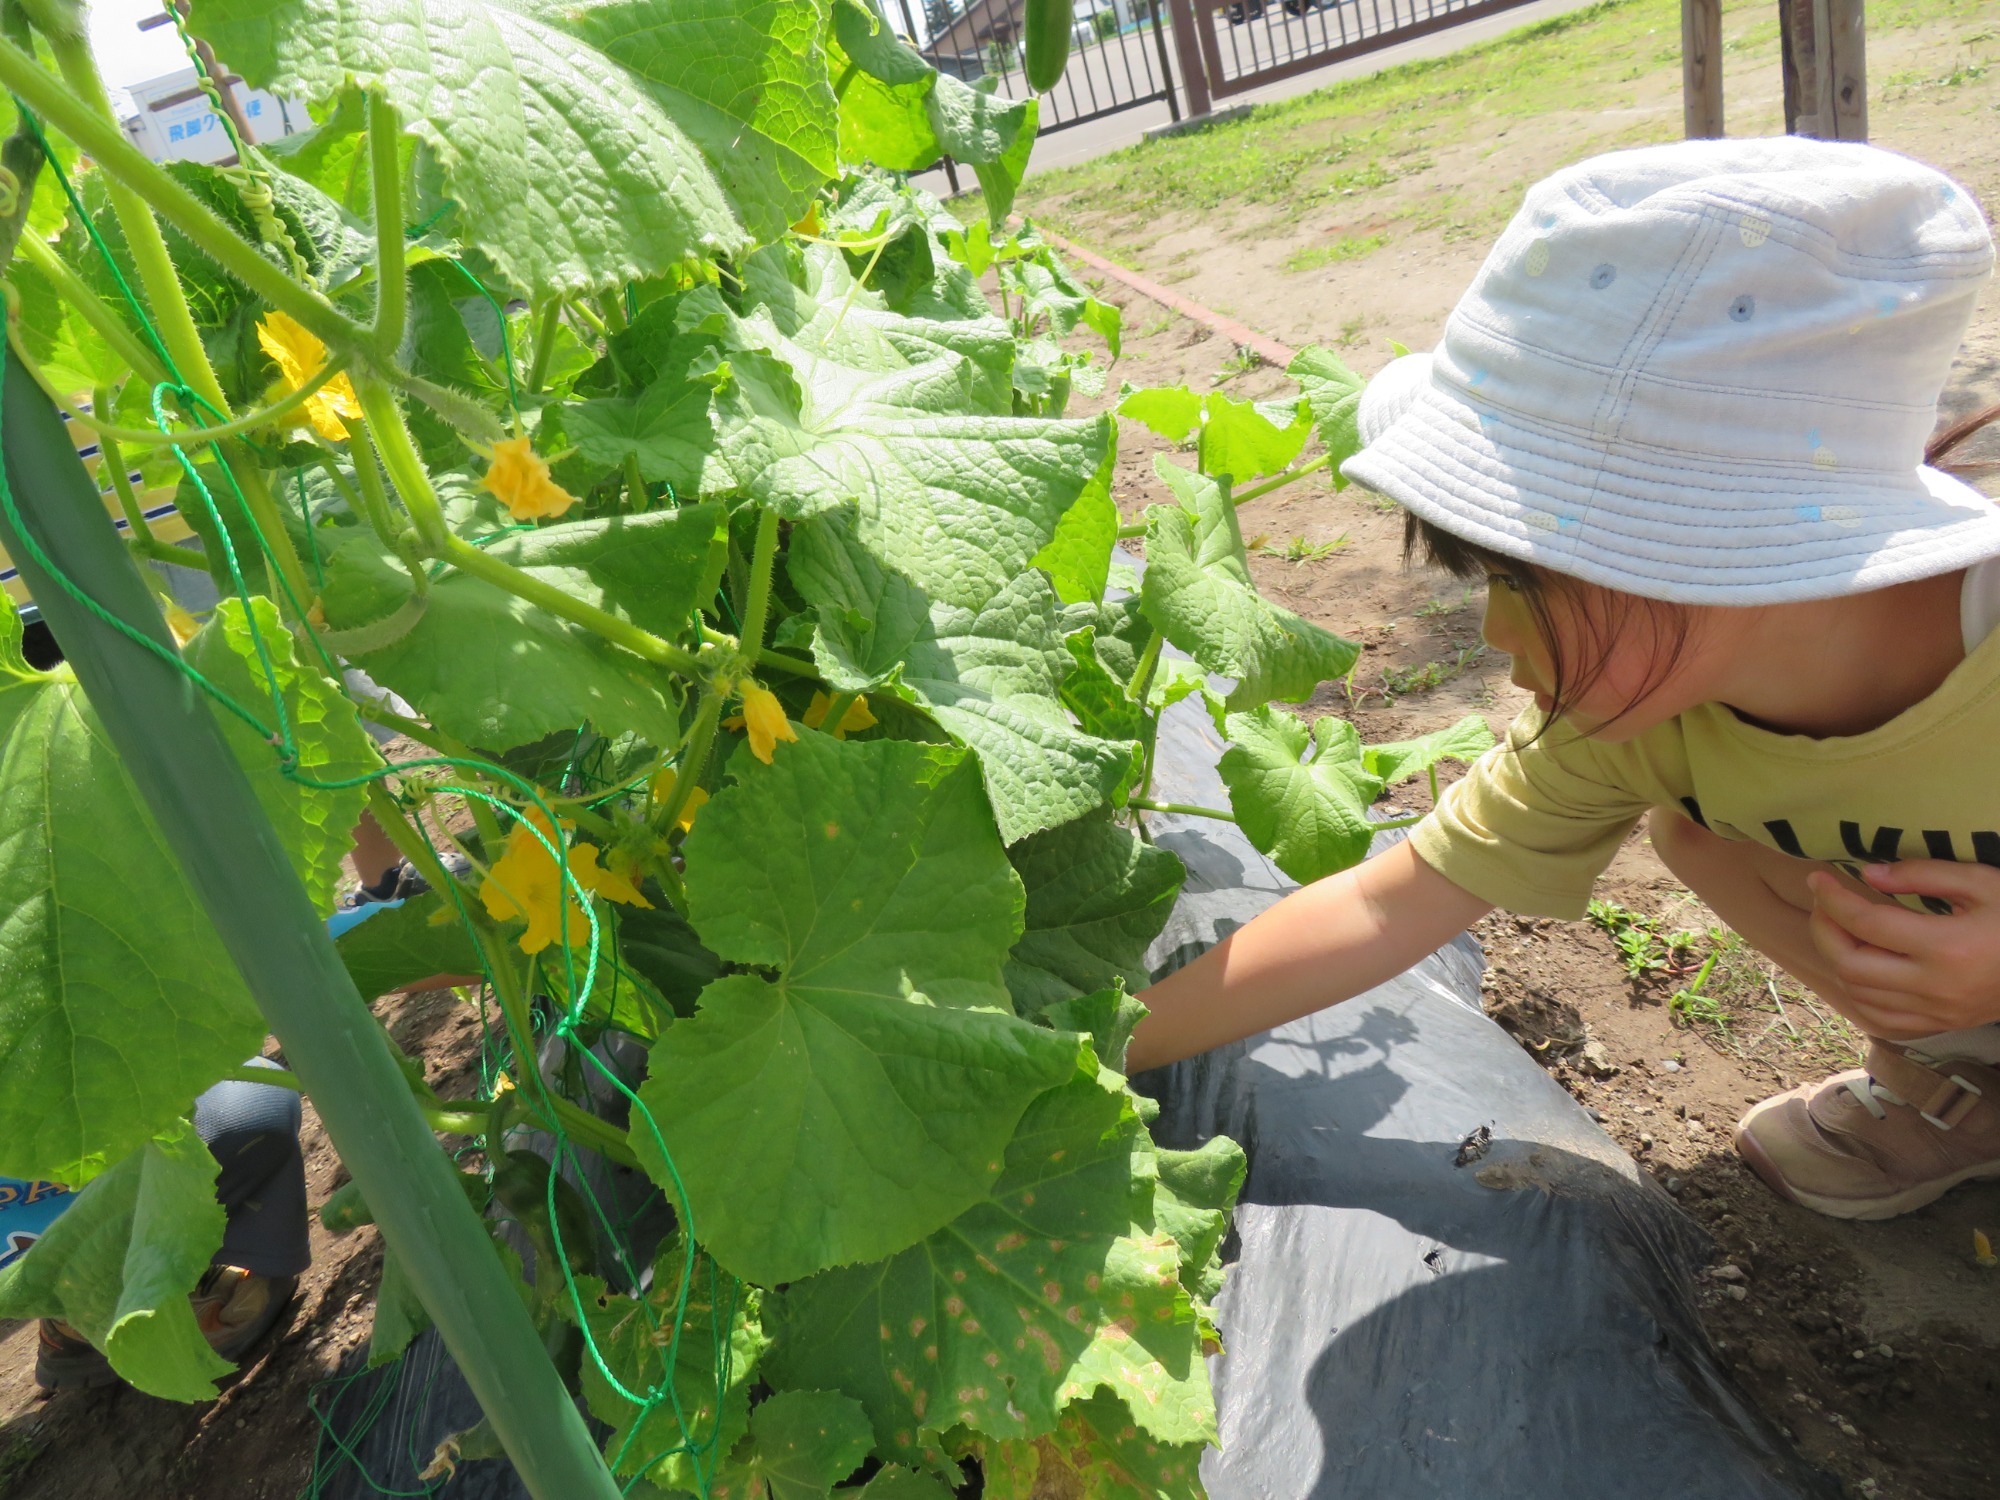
[{"xmin": 0, "ymin": 0, "xmax": 1488, "ymax": 1494}]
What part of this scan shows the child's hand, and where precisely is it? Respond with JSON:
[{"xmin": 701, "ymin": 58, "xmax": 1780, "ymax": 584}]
[{"xmin": 1806, "ymin": 860, "xmax": 2000, "ymax": 1038}]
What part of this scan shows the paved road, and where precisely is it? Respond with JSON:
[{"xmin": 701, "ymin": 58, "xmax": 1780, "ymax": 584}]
[{"xmin": 913, "ymin": 0, "xmax": 1600, "ymax": 198}]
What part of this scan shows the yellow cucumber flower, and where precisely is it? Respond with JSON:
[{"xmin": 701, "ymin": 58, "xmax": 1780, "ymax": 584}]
[
  {"xmin": 649, "ymin": 767, "xmax": 710, "ymax": 831},
  {"xmin": 481, "ymin": 436, "xmax": 579, "ymax": 522},
  {"xmin": 802, "ymin": 690, "xmax": 876, "ymax": 739},
  {"xmin": 163, "ymin": 602, "xmax": 201, "ymax": 646},
  {"xmin": 739, "ymin": 683, "xmax": 797, "ymax": 765},
  {"xmin": 570, "ymin": 842, "xmax": 653, "ymax": 909},
  {"xmin": 479, "ymin": 807, "xmax": 650, "ymax": 954},
  {"xmin": 256, "ymin": 312, "xmax": 362, "ymax": 440}
]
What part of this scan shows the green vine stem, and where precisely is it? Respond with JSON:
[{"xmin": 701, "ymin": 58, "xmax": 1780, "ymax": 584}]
[
  {"xmin": 367, "ymin": 91, "xmax": 406, "ymax": 357},
  {"xmin": 1127, "ymin": 797, "xmax": 1235, "ymax": 821},
  {"xmin": 1231, "ymin": 452, "xmax": 1330, "ymax": 505},
  {"xmin": 346, "ymin": 421, "xmax": 409, "ymax": 550},
  {"xmin": 441, "ymin": 533, "xmax": 707, "ymax": 678},
  {"xmin": 12, "ymin": 232, "xmax": 167, "ymax": 385},
  {"xmin": 623, "ymin": 452, "xmax": 647, "ymax": 513},
  {"xmin": 0, "ymin": 32, "xmax": 360, "ymax": 370},
  {"xmin": 355, "ymin": 376, "xmax": 448, "ymax": 548},
  {"xmin": 651, "ymin": 688, "xmax": 722, "ymax": 839},
  {"xmin": 14, "ymin": 337, "xmax": 344, "ymax": 448},
  {"xmin": 736, "ymin": 507, "xmax": 782, "ymax": 661},
  {"xmin": 525, "ymin": 299, "xmax": 564, "ymax": 394}
]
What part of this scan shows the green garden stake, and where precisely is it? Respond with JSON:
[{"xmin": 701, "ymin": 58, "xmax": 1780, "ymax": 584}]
[{"xmin": 0, "ymin": 350, "xmax": 621, "ymax": 1500}]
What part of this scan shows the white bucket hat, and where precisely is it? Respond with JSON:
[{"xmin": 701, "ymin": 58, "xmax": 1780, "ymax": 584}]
[{"xmin": 1342, "ymin": 137, "xmax": 1998, "ymax": 605}]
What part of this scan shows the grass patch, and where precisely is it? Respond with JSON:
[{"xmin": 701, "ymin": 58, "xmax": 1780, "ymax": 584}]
[
  {"xmin": 1009, "ymin": 0, "xmax": 1991, "ymax": 258},
  {"xmin": 1282, "ymin": 232, "xmax": 1391, "ymax": 274},
  {"xmin": 1586, "ymin": 899, "xmax": 1865, "ymax": 1074}
]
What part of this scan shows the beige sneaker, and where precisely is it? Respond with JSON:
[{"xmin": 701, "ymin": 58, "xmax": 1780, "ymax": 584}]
[{"xmin": 1734, "ymin": 1041, "xmax": 2000, "ymax": 1220}]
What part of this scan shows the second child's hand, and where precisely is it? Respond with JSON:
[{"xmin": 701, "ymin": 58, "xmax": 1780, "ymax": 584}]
[
  {"xmin": 1126, "ymin": 840, "xmax": 1492, "ymax": 1073},
  {"xmin": 1807, "ymin": 859, "xmax": 2000, "ymax": 1038}
]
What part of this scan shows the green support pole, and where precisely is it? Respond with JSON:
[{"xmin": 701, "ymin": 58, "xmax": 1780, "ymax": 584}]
[{"xmin": 0, "ymin": 352, "xmax": 620, "ymax": 1500}]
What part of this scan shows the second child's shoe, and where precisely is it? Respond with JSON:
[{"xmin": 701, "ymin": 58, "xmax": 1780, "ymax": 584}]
[{"xmin": 1734, "ymin": 1041, "xmax": 2000, "ymax": 1220}]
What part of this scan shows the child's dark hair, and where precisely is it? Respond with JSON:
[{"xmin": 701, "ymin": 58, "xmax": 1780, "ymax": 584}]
[{"xmin": 1402, "ymin": 512, "xmax": 1696, "ymax": 732}]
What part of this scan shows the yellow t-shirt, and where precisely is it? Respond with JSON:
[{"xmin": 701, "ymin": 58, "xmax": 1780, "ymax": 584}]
[{"xmin": 1410, "ymin": 619, "xmax": 2000, "ymax": 919}]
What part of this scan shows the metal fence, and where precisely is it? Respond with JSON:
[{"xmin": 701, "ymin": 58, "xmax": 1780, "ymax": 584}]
[
  {"xmin": 1189, "ymin": 0, "xmax": 1542, "ymax": 98},
  {"xmin": 893, "ymin": 0, "xmax": 1183, "ymax": 133}
]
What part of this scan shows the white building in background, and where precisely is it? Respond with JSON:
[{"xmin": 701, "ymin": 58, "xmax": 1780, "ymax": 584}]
[{"xmin": 116, "ymin": 66, "xmax": 309, "ymax": 164}]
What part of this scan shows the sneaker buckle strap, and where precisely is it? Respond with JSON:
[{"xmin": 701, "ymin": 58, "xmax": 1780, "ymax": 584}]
[{"xmin": 1918, "ymin": 1072, "xmax": 1984, "ymax": 1131}]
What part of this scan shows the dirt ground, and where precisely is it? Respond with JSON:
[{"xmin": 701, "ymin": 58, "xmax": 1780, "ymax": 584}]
[
  {"xmin": 0, "ymin": 984, "xmax": 489, "ymax": 1499},
  {"xmin": 1024, "ymin": 2, "xmax": 2000, "ymax": 1494}
]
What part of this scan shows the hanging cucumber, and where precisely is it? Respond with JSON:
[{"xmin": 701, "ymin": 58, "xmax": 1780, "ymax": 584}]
[{"xmin": 1024, "ymin": 0, "xmax": 1072, "ymax": 93}]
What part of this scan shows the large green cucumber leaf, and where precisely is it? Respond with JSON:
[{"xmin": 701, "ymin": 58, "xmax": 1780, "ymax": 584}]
[
  {"xmin": 767, "ymin": 1067, "xmax": 1213, "ymax": 1466},
  {"xmin": 791, "ymin": 512, "xmax": 1130, "ymax": 843},
  {"xmin": 1056, "ymin": 626, "xmax": 1148, "ymax": 745},
  {"xmin": 0, "ymin": 1122, "xmax": 230, "ymax": 1400},
  {"xmin": 0, "ymin": 616, "xmax": 265, "ymax": 1183},
  {"xmin": 189, "ymin": 0, "xmax": 837, "ymax": 294},
  {"xmin": 849, "ymin": 1466, "xmax": 955, "ymax": 1500},
  {"xmin": 578, "ymin": 1242, "xmax": 766, "ymax": 1491},
  {"xmin": 1216, "ymin": 706, "xmax": 1384, "ymax": 886},
  {"xmin": 10, "ymin": 256, "xmax": 126, "ymax": 394},
  {"xmin": 1138, "ymin": 457, "xmax": 1358, "ymax": 710},
  {"xmin": 1003, "ymin": 816, "xmax": 1183, "ymax": 1019},
  {"xmin": 982, "ymin": 1390, "xmax": 1208, "ymax": 1500},
  {"xmin": 316, "ymin": 505, "xmax": 722, "ymax": 749},
  {"xmin": 186, "ymin": 597, "xmax": 381, "ymax": 913},
  {"xmin": 638, "ymin": 733, "xmax": 1081, "ymax": 1286}
]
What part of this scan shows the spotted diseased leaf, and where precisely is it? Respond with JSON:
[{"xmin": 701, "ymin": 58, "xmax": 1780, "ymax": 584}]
[
  {"xmin": 1362, "ymin": 713, "xmax": 1497, "ymax": 786},
  {"xmin": 768, "ymin": 1066, "xmax": 1215, "ymax": 1467},
  {"xmin": 1289, "ymin": 345, "xmax": 1367, "ymax": 488},
  {"xmin": 637, "ymin": 733, "xmax": 1082, "ymax": 1286},
  {"xmin": 190, "ymin": 0, "xmax": 837, "ymax": 294},
  {"xmin": 981, "ymin": 1390, "xmax": 1209, "ymax": 1500},
  {"xmin": 1138, "ymin": 458, "xmax": 1358, "ymax": 710},
  {"xmin": 0, "ymin": 1122, "xmax": 228, "ymax": 1400},
  {"xmin": 1004, "ymin": 817, "xmax": 1183, "ymax": 1019},
  {"xmin": 716, "ymin": 1389, "xmax": 873, "ymax": 1500},
  {"xmin": 1217, "ymin": 706, "xmax": 1385, "ymax": 886},
  {"xmin": 578, "ymin": 1244, "xmax": 767, "ymax": 1491},
  {"xmin": 0, "ymin": 610, "xmax": 265, "ymax": 1184},
  {"xmin": 793, "ymin": 511, "xmax": 1131, "ymax": 844},
  {"xmin": 185, "ymin": 597, "xmax": 382, "ymax": 912}
]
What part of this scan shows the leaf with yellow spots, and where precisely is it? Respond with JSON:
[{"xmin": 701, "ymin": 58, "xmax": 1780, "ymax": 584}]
[
  {"xmin": 636, "ymin": 732, "xmax": 1078, "ymax": 1286},
  {"xmin": 576, "ymin": 1241, "xmax": 766, "ymax": 1493},
  {"xmin": 981, "ymin": 1390, "xmax": 1207, "ymax": 1500},
  {"xmin": 765, "ymin": 1065, "xmax": 1216, "ymax": 1467}
]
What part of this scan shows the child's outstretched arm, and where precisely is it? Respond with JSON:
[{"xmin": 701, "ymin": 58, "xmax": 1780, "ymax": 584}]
[{"xmin": 1126, "ymin": 840, "xmax": 1494, "ymax": 1072}]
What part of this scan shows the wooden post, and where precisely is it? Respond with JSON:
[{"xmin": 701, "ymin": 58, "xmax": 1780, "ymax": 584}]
[
  {"xmin": 1166, "ymin": 0, "xmax": 1212, "ymax": 120},
  {"xmin": 1681, "ymin": 0, "xmax": 1725, "ymax": 138},
  {"xmin": 1781, "ymin": 0, "xmax": 1868, "ymax": 141}
]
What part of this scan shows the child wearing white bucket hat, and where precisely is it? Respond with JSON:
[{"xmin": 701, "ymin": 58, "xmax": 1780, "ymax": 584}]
[{"xmin": 1129, "ymin": 136, "xmax": 2000, "ymax": 1222}]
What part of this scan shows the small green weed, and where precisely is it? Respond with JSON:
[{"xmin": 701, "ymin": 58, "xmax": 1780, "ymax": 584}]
[
  {"xmin": 1210, "ymin": 347, "xmax": 1266, "ymax": 384},
  {"xmin": 1260, "ymin": 533, "xmax": 1349, "ymax": 562},
  {"xmin": 1416, "ymin": 588, "xmax": 1475, "ymax": 619},
  {"xmin": 1283, "ymin": 232, "xmax": 1390, "ymax": 274},
  {"xmin": 1371, "ymin": 641, "xmax": 1487, "ymax": 702}
]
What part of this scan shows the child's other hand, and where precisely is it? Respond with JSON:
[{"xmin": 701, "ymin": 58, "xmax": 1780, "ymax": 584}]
[{"xmin": 1806, "ymin": 860, "xmax": 2000, "ymax": 1038}]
